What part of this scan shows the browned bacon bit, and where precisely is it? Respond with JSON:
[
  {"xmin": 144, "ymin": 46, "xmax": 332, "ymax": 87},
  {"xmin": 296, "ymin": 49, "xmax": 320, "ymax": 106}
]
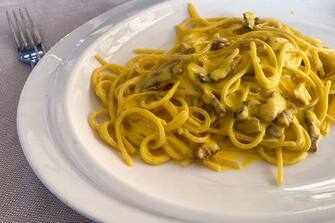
[
  {"xmin": 198, "ymin": 72, "xmax": 213, "ymax": 83},
  {"xmin": 276, "ymin": 109, "xmax": 294, "ymax": 127},
  {"xmin": 211, "ymin": 38, "xmax": 230, "ymax": 51},
  {"xmin": 195, "ymin": 60, "xmax": 204, "ymax": 67},
  {"xmin": 234, "ymin": 102, "xmax": 249, "ymax": 120},
  {"xmin": 203, "ymin": 92, "xmax": 226, "ymax": 116},
  {"xmin": 180, "ymin": 43, "xmax": 195, "ymax": 54},
  {"xmin": 309, "ymin": 137, "xmax": 318, "ymax": 153},
  {"xmin": 305, "ymin": 110, "xmax": 321, "ymax": 152},
  {"xmin": 140, "ymin": 70, "xmax": 172, "ymax": 91},
  {"xmin": 182, "ymin": 47, "xmax": 195, "ymax": 54},
  {"xmin": 235, "ymin": 117, "xmax": 261, "ymax": 134},
  {"xmin": 305, "ymin": 110, "xmax": 320, "ymax": 153},
  {"xmin": 212, "ymin": 96, "xmax": 226, "ymax": 117},
  {"xmin": 265, "ymin": 123, "xmax": 285, "ymax": 139},
  {"xmin": 196, "ymin": 140, "xmax": 220, "ymax": 160},
  {"xmin": 243, "ymin": 12, "xmax": 257, "ymax": 30}
]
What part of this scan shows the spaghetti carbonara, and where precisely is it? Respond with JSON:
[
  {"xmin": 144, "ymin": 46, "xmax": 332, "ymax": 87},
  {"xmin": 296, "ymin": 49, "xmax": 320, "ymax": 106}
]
[{"xmin": 89, "ymin": 4, "xmax": 335, "ymax": 185}]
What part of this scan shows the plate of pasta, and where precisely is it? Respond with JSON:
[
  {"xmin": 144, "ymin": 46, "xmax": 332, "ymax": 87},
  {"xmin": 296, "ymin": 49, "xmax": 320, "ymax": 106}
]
[{"xmin": 17, "ymin": 0, "xmax": 335, "ymax": 222}]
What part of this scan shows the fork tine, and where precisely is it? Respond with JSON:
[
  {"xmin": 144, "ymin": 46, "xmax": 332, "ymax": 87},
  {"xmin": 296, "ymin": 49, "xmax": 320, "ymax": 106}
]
[
  {"xmin": 34, "ymin": 46, "xmax": 41, "ymax": 61},
  {"xmin": 13, "ymin": 10, "xmax": 28, "ymax": 49},
  {"xmin": 24, "ymin": 8, "xmax": 42, "ymax": 45},
  {"xmin": 19, "ymin": 8, "xmax": 35, "ymax": 48},
  {"xmin": 6, "ymin": 10, "xmax": 21, "ymax": 49}
]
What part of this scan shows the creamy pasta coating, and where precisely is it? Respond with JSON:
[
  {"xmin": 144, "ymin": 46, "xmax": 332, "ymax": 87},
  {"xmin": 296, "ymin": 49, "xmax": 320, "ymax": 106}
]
[{"xmin": 89, "ymin": 4, "xmax": 335, "ymax": 185}]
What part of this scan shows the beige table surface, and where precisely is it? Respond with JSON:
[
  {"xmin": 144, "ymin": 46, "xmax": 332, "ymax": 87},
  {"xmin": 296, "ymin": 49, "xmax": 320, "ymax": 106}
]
[{"xmin": 0, "ymin": 1, "xmax": 128, "ymax": 222}]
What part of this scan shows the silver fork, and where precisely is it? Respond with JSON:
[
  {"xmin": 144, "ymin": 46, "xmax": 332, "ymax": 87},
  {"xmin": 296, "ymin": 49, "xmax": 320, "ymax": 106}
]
[{"xmin": 6, "ymin": 8, "xmax": 46, "ymax": 68}]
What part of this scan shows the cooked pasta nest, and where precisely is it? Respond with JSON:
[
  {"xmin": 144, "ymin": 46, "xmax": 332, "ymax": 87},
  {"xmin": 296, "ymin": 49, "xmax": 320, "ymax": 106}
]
[{"xmin": 89, "ymin": 4, "xmax": 335, "ymax": 185}]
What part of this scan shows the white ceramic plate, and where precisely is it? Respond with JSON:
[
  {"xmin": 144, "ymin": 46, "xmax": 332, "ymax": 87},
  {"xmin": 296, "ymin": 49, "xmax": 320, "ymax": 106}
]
[{"xmin": 17, "ymin": 0, "xmax": 335, "ymax": 222}]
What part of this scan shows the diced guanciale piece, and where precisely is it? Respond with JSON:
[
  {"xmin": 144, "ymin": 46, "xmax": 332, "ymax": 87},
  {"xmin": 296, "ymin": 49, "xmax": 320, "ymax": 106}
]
[
  {"xmin": 187, "ymin": 62, "xmax": 213, "ymax": 83},
  {"xmin": 196, "ymin": 140, "xmax": 220, "ymax": 160},
  {"xmin": 180, "ymin": 43, "xmax": 195, "ymax": 54},
  {"xmin": 276, "ymin": 109, "xmax": 294, "ymax": 127},
  {"xmin": 257, "ymin": 92, "xmax": 287, "ymax": 122},
  {"xmin": 140, "ymin": 69, "xmax": 172, "ymax": 91},
  {"xmin": 211, "ymin": 96, "xmax": 226, "ymax": 116},
  {"xmin": 305, "ymin": 110, "xmax": 320, "ymax": 152},
  {"xmin": 309, "ymin": 137, "xmax": 318, "ymax": 153},
  {"xmin": 211, "ymin": 38, "xmax": 230, "ymax": 51},
  {"xmin": 243, "ymin": 12, "xmax": 257, "ymax": 30},
  {"xmin": 235, "ymin": 117, "xmax": 261, "ymax": 134},
  {"xmin": 235, "ymin": 103, "xmax": 249, "ymax": 120},
  {"xmin": 265, "ymin": 123, "xmax": 284, "ymax": 139},
  {"xmin": 198, "ymin": 72, "xmax": 212, "ymax": 83},
  {"xmin": 203, "ymin": 91, "xmax": 226, "ymax": 116}
]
